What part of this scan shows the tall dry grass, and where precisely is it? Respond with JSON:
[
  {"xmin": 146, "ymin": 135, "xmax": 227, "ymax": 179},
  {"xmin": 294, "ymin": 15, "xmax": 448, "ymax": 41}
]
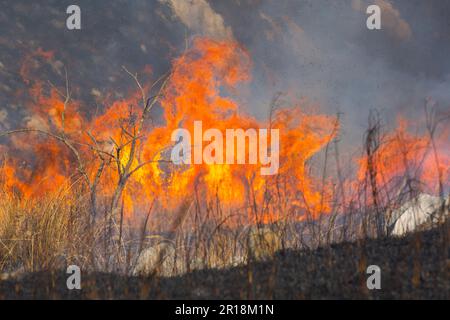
[
  {"xmin": 0, "ymin": 94, "xmax": 447, "ymax": 279},
  {"xmin": 0, "ymin": 183, "xmax": 101, "ymax": 273}
]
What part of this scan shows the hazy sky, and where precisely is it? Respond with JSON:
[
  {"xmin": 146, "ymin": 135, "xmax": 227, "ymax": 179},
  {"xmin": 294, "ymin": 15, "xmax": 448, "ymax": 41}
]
[
  {"xmin": 205, "ymin": 0, "xmax": 450, "ymax": 141},
  {"xmin": 1, "ymin": 0, "xmax": 449, "ymax": 147}
]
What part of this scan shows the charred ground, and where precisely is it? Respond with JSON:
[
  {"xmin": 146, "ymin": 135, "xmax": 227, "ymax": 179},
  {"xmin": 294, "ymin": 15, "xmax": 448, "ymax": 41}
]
[{"xmin": 1, "ymin": 222, "xmax": 448, "ymax": 300}]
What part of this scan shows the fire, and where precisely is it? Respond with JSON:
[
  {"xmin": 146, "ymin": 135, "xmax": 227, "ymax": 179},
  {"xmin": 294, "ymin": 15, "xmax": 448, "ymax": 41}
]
[
  {"xmin": 203, "ymin": 164, "xmax": 246, "ymax": 205},
  {"xmin": 356, "ymin": 117, "xmax": 449, "ymax": 197},
  {"xmin": 1, "ymin": 38, "xmax": 339, "ymax": 225}
]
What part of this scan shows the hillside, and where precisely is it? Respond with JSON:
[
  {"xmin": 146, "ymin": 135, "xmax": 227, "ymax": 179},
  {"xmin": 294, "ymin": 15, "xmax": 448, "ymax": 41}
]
[{"xmin": 0, "ymin": 222, "xmax": 448, "ymax": 300}]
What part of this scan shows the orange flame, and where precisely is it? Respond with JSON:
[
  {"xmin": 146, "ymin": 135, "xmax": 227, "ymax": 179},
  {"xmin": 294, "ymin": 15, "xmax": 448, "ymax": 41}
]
[
  {"xmin": 2, "ymin": 38, "xmax": 339, "ymax": 225},
  {"xmin": 356, "ymin": 117, "xmax": 449, "ymax": 197}
]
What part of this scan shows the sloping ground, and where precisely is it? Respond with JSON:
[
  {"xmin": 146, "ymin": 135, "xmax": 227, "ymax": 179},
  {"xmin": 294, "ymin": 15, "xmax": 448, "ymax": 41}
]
[{"xmin": 0, "ymin": 223, "xmax": 448, "ymax": 300}]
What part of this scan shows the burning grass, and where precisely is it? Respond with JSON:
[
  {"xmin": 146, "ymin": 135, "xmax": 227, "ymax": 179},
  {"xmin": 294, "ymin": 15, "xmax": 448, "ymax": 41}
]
[
  {"xmin": 0, "ymin": 184, "xmax": 95, "ymax": 272},
  {"xmin": 0, "ymin": 38, "xmax": 449, "ymax": 291}
]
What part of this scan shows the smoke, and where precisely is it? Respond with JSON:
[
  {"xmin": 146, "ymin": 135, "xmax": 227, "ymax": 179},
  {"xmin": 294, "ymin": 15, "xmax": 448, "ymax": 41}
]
[
  {"xmin": 0, "ymin": 0, "xmax": 449, "ymax": 150},
  {"xmin": 160, "ymin": 0, "xmax": 233, "ymax": 39},
  {"xmin": 352, "ymin": 0, "xmax": 412, "ymax": 41},
  {"xmin": 206, "ymin": 0, "xmax": 450, "ymax": 148},
  {"xmin": 0, "ymin": 108, "xmax": 8, "ymax": 130}
]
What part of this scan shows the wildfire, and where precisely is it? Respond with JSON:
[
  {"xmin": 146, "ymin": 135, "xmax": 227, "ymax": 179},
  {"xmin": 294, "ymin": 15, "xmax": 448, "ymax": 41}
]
[
  {"xmin": 356, "ymin": 117, "xmax": 449, "ymax": 198},
  {"xmin": 0, "ymin": 38, "xmax": 362, "ymax": 225}
]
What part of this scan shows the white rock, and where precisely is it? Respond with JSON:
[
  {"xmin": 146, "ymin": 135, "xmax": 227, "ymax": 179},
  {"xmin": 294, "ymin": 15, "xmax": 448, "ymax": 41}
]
[{"xmin": 389, "ymin": 194, "xmax": 448, "ymax": 236}]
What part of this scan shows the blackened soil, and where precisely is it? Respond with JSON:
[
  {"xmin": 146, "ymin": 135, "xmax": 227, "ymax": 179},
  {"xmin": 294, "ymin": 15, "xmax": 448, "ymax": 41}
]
[{"xmin": 0, "ymin": 225, "xmax": 448, "ymax": 300}]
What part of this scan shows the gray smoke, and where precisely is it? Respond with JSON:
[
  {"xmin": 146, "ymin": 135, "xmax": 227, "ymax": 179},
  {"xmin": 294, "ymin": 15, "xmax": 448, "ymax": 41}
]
[
  {"xmin": 206, "ymin": 0, "xmax": 450, "ymax": 146},
  {"xmin": 1, "ymin": 0, "xmax": 449, "ymax": 149}
]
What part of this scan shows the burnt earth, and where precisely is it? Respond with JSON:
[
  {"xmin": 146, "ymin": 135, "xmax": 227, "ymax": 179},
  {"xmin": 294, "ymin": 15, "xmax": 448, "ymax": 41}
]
[{"xmin": 0, "ymin": 225, "xmax": 448, "ymax": 300}]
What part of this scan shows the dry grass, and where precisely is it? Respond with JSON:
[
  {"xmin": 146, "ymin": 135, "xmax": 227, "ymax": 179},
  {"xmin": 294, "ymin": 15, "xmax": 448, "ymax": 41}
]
[
  {"xmin": 0, "ymin": 79, "xmax": 448, "ymax": 295},
  {"xmin": 0, "ymin": 159, "xmax": 447, "ymax": 279},
  {"xmin": 0, "ymin": 186, "xmax": 96, "ymax": 272}
]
